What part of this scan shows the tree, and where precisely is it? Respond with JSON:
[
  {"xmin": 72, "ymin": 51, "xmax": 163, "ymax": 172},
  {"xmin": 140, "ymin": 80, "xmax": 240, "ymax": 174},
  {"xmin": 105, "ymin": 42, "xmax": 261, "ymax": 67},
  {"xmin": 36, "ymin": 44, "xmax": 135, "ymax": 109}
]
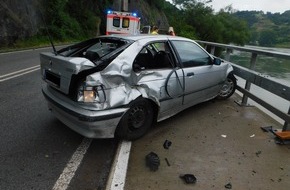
[
  {"xmin": 233, "ymin": 10, "xmax": 290, "ymax": 47},
  {"xmin": 259, "ymin": 30, "xmax": 277, "ymax": 46},
  {"xmin": 216, "ymin": 9, "xmax": 250, "ymax": 45},
  {"xmin": 168, "ymin": 0, "xmax": 250, "ymax": 45},
  {"xmin": 43, "ymin": 0, "xmax": 83, "ymax": 40}
]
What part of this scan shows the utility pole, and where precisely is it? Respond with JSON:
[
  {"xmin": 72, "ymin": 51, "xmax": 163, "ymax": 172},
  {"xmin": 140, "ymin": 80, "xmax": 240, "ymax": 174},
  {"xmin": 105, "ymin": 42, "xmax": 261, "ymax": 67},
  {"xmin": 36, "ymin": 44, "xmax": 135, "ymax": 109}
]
[
  {"xmin": 121, "ymin": 0, "xmax": 128, "ymax": 11},
  {"xmin": 114, "ymin": 0, "xmax": 129, "ymax": 12}
]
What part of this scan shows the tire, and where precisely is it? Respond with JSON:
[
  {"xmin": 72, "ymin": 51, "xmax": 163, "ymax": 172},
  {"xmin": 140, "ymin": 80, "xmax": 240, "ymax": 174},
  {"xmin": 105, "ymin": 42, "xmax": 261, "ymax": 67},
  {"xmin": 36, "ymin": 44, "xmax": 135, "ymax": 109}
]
[
  {"xmin": 116, "ymin": 99, "xmax": 154, "ymax": 140},
  {"xmin": 217, "ymin": 74, "xmax": 236, "ymax": 100}
]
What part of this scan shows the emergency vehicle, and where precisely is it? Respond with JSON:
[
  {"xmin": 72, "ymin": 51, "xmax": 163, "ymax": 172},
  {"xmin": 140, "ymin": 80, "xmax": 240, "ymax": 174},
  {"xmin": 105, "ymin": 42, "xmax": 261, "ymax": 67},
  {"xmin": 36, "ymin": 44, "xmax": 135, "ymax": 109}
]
[{"xmin": 106, "ymin": 10, "xmax": 140, "ymax": 35}]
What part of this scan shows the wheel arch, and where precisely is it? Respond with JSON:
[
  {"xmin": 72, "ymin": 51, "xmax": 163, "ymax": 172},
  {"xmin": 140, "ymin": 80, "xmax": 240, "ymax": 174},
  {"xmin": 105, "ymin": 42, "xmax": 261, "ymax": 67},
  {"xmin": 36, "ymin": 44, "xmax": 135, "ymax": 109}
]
[
  {"xmin": 128, "ymin": 96, "xmax": 159, "ymax": 124},
  {"xmin": 228, "ymin": 71, "xmax": 237, "ymax": 81},
  {"xmin": 217, "ymin": 71, "xmax": 237, "ymax": 100},
  {"xmin": 114, "ymin": 95, "xmax": 160, "ymax": 140}
]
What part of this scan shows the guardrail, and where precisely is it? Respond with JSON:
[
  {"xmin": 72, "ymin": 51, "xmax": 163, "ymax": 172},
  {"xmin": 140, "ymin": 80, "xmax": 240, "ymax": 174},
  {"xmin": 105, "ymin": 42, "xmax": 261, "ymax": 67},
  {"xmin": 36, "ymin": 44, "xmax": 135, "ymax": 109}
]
[{"xmin": 196, "ymin": 40, "xmax": 290, "ymax": 131}]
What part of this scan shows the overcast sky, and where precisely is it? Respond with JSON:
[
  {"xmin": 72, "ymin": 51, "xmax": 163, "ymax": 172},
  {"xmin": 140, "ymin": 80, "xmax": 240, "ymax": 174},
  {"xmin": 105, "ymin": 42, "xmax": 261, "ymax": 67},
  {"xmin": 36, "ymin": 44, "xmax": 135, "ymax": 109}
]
[
  {"xmin": 209, "ymin": 0, "xmax": 290, "ymax": 13},
  {"xmin": 166, "ymin": 0, "xmax": 290, "ymax": 13}
]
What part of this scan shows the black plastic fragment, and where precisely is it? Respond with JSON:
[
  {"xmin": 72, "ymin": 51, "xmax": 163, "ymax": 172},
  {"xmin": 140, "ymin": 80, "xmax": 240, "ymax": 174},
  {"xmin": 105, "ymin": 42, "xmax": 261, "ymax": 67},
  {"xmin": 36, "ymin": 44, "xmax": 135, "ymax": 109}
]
[
  {"xmin": 255, "ymin": 150, "xmax": 262, "ymax": 157},
  {"xmin": 225, "ymin": 182, "xmax": 232, "ymax": 189},
  {"xmin": 145, "ymin": 152, "xmax": 160, "ymax": 171},
  {"xmin": 165, "ymin": 158, "xmax": 170, "ymax": 166},
  {"xmin": 260, "ymin": 126, "xmax": 273, "ymax": 132},
  {"xmin": 180, "ymin": 174, "xmax": 197, "ymax": 184},
  {"xmin": 163, "ymin": 140, "xmax": 172, "ymax": 149}
]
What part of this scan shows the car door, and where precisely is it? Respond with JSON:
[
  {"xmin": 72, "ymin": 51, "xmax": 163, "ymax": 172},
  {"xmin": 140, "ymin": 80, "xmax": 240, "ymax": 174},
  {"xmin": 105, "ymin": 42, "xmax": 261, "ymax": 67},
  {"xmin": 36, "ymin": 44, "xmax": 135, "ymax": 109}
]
[
  {"xmin": 132, "ymin": 41, "xmax": 184, "ymax": 119},
  {"xmin": 171, "ymin": 40, "xmax": 226, "ymax": 106}
]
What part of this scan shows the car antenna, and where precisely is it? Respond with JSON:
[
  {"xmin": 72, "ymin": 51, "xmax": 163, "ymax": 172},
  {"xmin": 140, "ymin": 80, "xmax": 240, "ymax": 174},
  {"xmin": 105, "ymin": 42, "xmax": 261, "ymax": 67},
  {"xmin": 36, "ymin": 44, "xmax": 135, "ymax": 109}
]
[{"xmin": 40, "ymin": 12, "xmax": 57, "ymax": 55}]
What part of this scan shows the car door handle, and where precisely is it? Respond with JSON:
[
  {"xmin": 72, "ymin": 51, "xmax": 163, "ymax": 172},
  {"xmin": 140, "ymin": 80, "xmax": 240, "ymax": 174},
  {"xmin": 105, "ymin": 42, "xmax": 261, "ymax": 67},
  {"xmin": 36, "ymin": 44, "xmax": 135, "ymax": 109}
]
[{"xmin": 186, "ymin": 72, "xmax": 194, "ymax": 76}]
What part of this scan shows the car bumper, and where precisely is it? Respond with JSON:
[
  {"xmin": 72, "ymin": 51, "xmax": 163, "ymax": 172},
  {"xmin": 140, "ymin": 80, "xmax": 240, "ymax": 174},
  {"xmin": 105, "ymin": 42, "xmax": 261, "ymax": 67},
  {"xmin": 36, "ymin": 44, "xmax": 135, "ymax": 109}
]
[{"xmin": 42, "ymin": 86, "xmax": 128, "ymax": 138}]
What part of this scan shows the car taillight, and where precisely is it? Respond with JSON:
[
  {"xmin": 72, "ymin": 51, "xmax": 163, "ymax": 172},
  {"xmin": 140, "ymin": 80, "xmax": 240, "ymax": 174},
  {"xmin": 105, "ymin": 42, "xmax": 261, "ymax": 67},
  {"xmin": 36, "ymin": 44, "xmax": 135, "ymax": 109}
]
[{"xmin": 77, "ymin": 83, "xmax": 106, "ymax": 103}]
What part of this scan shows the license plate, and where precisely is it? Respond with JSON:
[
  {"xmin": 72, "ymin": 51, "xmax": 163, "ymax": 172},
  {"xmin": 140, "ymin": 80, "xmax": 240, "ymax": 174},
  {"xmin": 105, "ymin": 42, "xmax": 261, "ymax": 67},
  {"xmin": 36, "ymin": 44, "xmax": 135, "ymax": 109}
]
[{"xmin": 44, "ymin": 70, "xmax": 60, "ymax": 87}]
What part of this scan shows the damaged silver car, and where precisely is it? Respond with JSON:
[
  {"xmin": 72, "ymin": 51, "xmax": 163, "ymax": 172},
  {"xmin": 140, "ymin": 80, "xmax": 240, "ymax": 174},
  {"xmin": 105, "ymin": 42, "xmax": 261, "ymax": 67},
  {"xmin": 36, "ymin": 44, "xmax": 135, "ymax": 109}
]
[{"xmin": 40, "ymin": 35, "xmax": 236, "ymax": 140}]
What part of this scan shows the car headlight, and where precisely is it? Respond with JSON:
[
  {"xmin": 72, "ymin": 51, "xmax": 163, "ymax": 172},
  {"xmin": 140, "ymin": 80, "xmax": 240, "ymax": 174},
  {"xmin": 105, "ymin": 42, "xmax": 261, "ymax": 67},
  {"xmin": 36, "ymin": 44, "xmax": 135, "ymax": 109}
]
[{"xmin": 77, "ymin": 83, "xmax": 106, "ymax": 103}]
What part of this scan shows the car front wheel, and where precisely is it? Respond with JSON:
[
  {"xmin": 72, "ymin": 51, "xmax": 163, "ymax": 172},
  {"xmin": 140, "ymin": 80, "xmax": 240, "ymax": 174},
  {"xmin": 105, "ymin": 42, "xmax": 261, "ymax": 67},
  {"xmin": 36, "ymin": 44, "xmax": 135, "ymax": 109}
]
[
  {"xmin": 116, "ymin": 98, "xmax": 154, "ymax": 140},
  {"xmin": 217, "ymin": 74, "xmax": 236, "ymax": 100}
]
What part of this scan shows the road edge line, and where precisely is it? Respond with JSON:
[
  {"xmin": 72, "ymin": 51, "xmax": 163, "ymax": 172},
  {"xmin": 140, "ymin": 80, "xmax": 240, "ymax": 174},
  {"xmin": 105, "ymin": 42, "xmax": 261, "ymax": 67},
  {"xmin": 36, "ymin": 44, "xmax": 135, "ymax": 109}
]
[
  {"xmin": 105, "ymin": 140, "xmax": 132, "ymax": 190},
  {"xmin": 52, "ymin": 138, "xmax": 92, "ymax": 190}
]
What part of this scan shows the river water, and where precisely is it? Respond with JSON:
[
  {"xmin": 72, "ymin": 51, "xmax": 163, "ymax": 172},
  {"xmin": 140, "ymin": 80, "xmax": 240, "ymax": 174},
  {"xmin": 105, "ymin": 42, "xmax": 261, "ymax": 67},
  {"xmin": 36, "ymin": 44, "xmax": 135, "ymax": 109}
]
[
  {"xmin": 230, "ymin": 46, "xmax": 290, "ymax": 86},
  {"xmin": 225, "ymin": 46, "xmax": 290, "ymax": 126}
]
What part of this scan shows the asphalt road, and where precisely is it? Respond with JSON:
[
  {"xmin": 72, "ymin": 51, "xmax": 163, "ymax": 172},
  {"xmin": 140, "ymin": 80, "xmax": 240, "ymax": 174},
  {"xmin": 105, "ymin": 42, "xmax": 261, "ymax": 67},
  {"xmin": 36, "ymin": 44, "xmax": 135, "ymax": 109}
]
[{"xmin": 0, "ymin": 48, "xmax": 118, "ymax": 190}]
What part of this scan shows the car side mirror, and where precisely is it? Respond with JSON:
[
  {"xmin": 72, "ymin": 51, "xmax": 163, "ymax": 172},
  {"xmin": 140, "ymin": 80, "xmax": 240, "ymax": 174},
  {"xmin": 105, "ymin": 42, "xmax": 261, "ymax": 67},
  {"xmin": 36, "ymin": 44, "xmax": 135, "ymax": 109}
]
[{"xmin": 213, "ymin": 58, "xmax": 222, "ymax": 65}]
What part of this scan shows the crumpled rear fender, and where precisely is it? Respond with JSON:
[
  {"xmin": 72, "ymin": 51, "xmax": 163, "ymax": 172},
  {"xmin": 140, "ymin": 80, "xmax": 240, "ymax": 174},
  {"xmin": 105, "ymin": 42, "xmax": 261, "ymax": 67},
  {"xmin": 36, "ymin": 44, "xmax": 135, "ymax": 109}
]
[{"xmin": 84, "ymin": 41, "xmax": 161, "ymax": 110}]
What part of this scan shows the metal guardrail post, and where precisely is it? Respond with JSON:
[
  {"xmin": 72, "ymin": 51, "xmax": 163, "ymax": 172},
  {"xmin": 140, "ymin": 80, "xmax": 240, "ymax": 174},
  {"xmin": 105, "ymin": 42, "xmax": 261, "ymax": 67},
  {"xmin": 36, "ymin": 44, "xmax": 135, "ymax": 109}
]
[
  {"xmin": 283, "ymin": 106, "xmax": 290, "ymax": 131},
  {"xmin": 241, "ymin": 53, "xmax": 258, "ymax": 105},
  {"xmin": 225, "ymin": 48, "xmax": 231, "ymax": 61},
  {"xmin": 210, "ymin": 46, "xmax": 215, "ymax": 54}
]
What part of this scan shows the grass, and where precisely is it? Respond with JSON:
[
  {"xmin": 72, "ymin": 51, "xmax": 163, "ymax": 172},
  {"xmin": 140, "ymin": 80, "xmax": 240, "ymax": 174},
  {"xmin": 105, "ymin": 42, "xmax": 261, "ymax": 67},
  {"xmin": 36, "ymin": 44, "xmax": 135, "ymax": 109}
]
[{"xmin": 0, "ymin": 35, "xmax": 81, "ymax": 53}]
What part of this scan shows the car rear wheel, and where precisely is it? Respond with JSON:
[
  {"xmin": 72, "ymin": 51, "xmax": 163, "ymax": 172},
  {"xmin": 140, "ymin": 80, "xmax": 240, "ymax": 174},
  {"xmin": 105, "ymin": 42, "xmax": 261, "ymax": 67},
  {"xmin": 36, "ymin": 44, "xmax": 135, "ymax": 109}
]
[
  {"xmin": 116, "ymin": 99, "xmax": 154, "ymax": 140},
  {"xmin": 217, "ymin": 74, "xmax": 236, "ymax": 100}
]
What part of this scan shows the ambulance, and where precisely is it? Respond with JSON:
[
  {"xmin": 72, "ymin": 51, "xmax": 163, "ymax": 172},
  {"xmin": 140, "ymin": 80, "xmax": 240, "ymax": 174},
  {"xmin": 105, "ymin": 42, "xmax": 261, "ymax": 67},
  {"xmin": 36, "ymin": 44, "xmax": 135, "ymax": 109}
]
[{"xmin": 106, "ymin": 10, "xmax": 140, "ymax": 35}]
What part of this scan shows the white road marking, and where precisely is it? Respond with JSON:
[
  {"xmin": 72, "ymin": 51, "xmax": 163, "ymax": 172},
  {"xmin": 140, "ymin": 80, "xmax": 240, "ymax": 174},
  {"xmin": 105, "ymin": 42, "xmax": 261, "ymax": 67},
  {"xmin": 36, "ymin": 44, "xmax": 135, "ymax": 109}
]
[
  {"xmin": 52, "ymin": 138, "xmax": 92, "ymax": 190},
  {"xmin": 106, "ymin": 141, "xmax": 132, "ymax": 190},
  {"xmin": 0, "ymin": 65, "xmax": 40, "ymax": 82},
  {"xmin": 1, "ymin": 56, "xmax": 133, "ymax": 189}
]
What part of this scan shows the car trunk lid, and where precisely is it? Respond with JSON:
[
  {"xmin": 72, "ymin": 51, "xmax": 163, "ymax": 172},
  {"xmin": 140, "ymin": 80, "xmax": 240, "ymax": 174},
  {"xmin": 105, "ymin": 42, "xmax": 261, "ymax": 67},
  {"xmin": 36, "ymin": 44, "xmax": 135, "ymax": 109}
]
[{"xmin": 40, "ymin": 52, "xmax": 95, "ymax": 94}]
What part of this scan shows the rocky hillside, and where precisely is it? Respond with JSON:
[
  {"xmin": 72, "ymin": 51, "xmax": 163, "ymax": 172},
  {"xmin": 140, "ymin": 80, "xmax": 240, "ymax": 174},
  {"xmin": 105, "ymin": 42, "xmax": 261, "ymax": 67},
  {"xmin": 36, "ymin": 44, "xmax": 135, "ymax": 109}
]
[
  {"xmin": 126, "ymin": 0, "xmax": 169, "ymax": 29},
  {"xmin": 0, "ymin": 0, "xmax": 43, "ymax": 46},
  {"xmin": 0, "ymin": 0, "xmax": 169, "ymax": 47}
]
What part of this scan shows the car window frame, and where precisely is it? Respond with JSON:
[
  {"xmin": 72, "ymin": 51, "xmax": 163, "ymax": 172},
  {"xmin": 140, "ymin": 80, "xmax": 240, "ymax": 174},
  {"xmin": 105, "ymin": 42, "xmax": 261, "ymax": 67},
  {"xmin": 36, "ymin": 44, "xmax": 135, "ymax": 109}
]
[
  {"xmin": 133, "ymin": 40, "xmax": 177, "ymax": 72},
  {"xmin": 170, "ymin": 40, "xmax": 213, "ymax": 68}
]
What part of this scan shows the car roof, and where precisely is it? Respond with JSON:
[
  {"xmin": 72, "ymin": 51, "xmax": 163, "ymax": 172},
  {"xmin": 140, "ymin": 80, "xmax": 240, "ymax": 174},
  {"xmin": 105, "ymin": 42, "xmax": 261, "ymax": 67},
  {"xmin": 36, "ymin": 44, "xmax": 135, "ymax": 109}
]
[{"xmin": 99, "ymin": 34, "xmax": 192, "ymax": 42}]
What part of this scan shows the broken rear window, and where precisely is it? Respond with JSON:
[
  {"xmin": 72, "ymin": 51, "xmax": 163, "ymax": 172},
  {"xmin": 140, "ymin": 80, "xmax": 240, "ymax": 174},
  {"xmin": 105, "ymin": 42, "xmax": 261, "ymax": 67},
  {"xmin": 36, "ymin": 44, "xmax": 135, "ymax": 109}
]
[{"xmin": 57, "ymin": 38, "xmax": 131, "ymax": 58}]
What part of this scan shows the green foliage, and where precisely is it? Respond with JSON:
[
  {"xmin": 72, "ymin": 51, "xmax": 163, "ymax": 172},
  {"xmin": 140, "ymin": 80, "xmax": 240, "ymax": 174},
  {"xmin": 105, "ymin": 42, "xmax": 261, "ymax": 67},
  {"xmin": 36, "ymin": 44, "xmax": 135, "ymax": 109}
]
[
  {"xmin": 43, "ymin": 0, "xmax": 83, "ymax": 40},
  {"xmin": 11, "ymin": 0, "xmax": 250, "ymax": 49},
  {"xmin": 42, "ymin": 0, "xmax": 113, "ymax": 41},
  {"xmin": 259, "ymin": 30, "xmax": 277, "ymax": 46},
  {"xmin": 234, "ymin": 11, "xmax": 260, "ymax": 27},
  {"xmin": 216, "ymin": 10, "xmax": 250, "ymax": 45},
  {"xmin": 233, "ymin": 10, "xmax": 290, "ymax": 47},
  {"xmin": 151, "ymin": 0, "xmax": 165, "ymax": 9},
  {"xmin": 163, "ymin": 1, "xmax": 198, "ymax": 38},
  {"xmin": 5, "ymin": 0, "xmax": 276, "ymax": 50},
  {"xmin": 11, "ymin": 35, "xmax": 49, "ymax": 49},
  {"xmin": 178, "ymin": 25, "xmax": 197, "ymax": 39},
  {"xmin": 66, "ymin": 1, "xmax": 100, "ymax": 37},
  {"xmin": 166, "ymin": 0, "xmax": 250, "ymax": 45}
]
